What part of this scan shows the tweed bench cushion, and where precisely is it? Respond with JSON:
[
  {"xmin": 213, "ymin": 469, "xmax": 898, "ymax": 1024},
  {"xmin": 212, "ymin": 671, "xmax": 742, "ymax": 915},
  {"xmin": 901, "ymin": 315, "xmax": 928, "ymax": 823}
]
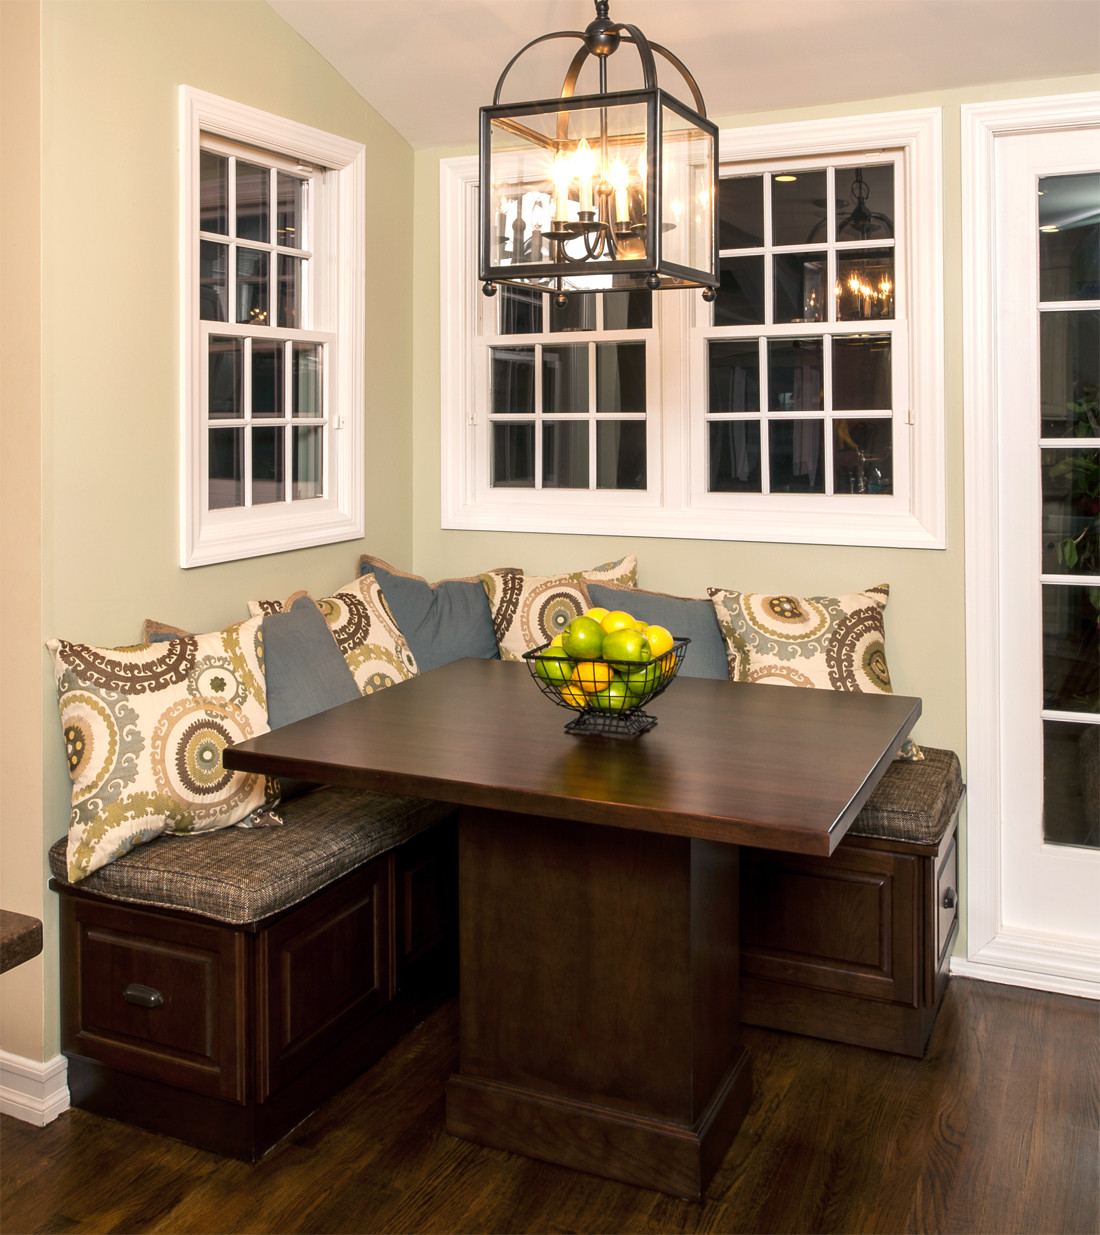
[
  {"xmin": 848, "ymin": 746, "xmax": 963, "ymax": 846},
  {"xmin": 49, "ymin": 787, "xmax": 453, "ymax": 926}
]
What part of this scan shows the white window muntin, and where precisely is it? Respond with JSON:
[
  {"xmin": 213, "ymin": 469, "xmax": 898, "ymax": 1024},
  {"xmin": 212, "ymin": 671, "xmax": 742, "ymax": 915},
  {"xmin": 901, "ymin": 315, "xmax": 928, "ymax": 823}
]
[{"xmin": 180, "ymin": 87, "xmax": 365, "ymax": 568}]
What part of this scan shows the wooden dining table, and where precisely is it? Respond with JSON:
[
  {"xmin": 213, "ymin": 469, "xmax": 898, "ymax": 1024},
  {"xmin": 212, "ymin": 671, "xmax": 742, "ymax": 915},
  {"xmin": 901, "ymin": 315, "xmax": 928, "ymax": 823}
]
[{"xmin": 225, "ymin": 657, "xmax": 920, "ymax": 1199}]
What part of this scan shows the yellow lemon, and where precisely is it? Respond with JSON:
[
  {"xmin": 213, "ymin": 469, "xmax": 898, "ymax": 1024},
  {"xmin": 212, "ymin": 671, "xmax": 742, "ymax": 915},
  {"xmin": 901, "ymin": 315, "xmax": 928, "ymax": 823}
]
[
  {"xmin": 600, "ymin": 610, "xmax": 636, "ymax": 634},
  {"xmin": 643, "ymin": 624, "xmax": 674, "ymax": 659},
  {"xmin": 560, "ymin": 680, "xmax": 587, "ymax": 709},
  {"xmin": 582, "ymin": 607, "xmax": 610, "ymax": 623},
  {"xmin": 549, "ymin": 632, "xmax": 564, "ymax": 647}
]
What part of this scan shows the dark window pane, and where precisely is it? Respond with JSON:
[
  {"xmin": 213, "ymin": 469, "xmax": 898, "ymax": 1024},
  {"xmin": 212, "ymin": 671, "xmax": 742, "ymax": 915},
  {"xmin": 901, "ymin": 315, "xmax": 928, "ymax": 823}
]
[
  {"xmin": 277, "ymin": 172, "xmax": 303, "ymax": 248},
  {"xmin": 596, "ymin": 420, "xmax": 646, "ymax": 489},
  {"xmin": 542, "ymin": 420, "xmax": 589, "ymax": 488},
  {"xmin": 491, "ymin": 347, "xmax": 535, "ymax": 415},
  {"xmin": 1040, "ymin": 310, "xmax": 1099, "ymax": 437},
  {"xmin": 833, "ymin": 334, "xmax": 892, "ymax": 410},
  {"xmin": 833, "ymin": 419, "xmax": 893, "ymax": 494},
  {"xmin": 774, "ymin": 253, "xmax": 827, "ymax": 323},
  {"xmin": 208, "ymin": 337, "xmax": 242, "ymax": 419},
  {"xmin": 236, "ymin": 161, "xmax": 269, "ymax": 242},
  {"xmin": 1039, "ymin": 173, "xmax": 1100, "ymax": 302},
  {"xmin": 596, "ymin": 342, "xmax": 645, "ymax": 413},
  {"xmin": 603, "ymin": 290, "xmax": 652, "ymax": 330},
  {"xmin": 208, "ymin": 428, "xmax": 243, "ymax": 509},
  {"xmin": 292, "ymin": 425, "xmax": 322, "ymax": 500},
  {"xmin": 543, "ymin": 345, "xmax": 588, "ymax": 413},
  {"xmin": 236, "ymin": 248, "xmax": 268, "ymax": 325},
  {"xmin": 836, "ymin": 165, "xmax": 895, "ymax": 242},
  {"xmin": 293, "ymin": 344, "xmax": 322, "ymax": 418},
  {"xmin": 500, "ymin": 285, "xmax": 543, "ymax": 335},
  {"xmin": 714, "ymin": 255, "xmax": 765, "ymax": 326},
  {"xmin": 768, "ymin": 338, "xmax": 823, "ymax": 411},
  {"xmin": 277, "ymin": 255, "xmax": 301, "ymax": 329},
  {"xmin": 252, "ymin": 426, "xmax": 284, "ymax": 505},
  {"xmin": 836, "ymin": 250, "xmax": 895, "ymax": 320},
  {"xmin": 718, "ymin": 175, "xmax": 764, "ymax": 249},
  {"xmin": 252, "ymin": 341, "xmax": 283, "ymax": 418},
  {"xmin": 491, "ymin": 421, "xmax": 535, "ymax": 487},
  {"xmin": 550, "ymin": 293, "xmax": 595, "ymax": 332},
  {"xmin": 1043, "ymin": 720, "xmax": 1099, "ymax": 848},
  {"xmin": 709, "ymin": 340, "xmax": 760, "ymax": 413},
  {"xmin": 1042, "ymin": 447, "xmax": 1100, "ymax": 575},
  {"xmin": 199, "ymin": 240, "xmax": 227, "ymax": 322},
  {"xmin": 772, "ymin": 170, "xmax": 827, "ymax": 245},
  {"xmin": 708, "ymin": 420, "xmax": 761, "ymax": 492},
  {"xmin": 769, "ymin": 419, "xmax": 825, "ymax": 492},
  {"xmin": 1043, "ymin": 584, "xmax": 1099, "ymax": 713},
  {"xmin": 200, "ymin": 151, "xmax": 227, "ymax": 235}
]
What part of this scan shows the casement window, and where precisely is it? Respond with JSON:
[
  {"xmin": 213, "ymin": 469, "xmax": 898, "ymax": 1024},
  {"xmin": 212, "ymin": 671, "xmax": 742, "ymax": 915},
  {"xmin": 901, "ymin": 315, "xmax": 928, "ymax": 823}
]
[
  {"xmin": 180, "ymin": 88, "xmax": 365, "ymax": 568},
  {"xmin": 440, "ymin": 108, "xmax": 944, "ymax": 547}
]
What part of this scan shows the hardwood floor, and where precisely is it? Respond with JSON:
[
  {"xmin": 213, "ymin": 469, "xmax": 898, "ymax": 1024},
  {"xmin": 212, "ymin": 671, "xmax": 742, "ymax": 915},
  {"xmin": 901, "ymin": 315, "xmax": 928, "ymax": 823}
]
[{"xmin": 2, "ymin": 977, "xmax": 1096, "ymax": 1234}]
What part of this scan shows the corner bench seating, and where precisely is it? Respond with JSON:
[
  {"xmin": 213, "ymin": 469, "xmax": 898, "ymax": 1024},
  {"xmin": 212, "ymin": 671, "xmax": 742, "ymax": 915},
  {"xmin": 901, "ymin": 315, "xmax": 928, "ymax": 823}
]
[{"xmin": 49, "ymin": 787, "xmax": 459, "ymax": 1162}]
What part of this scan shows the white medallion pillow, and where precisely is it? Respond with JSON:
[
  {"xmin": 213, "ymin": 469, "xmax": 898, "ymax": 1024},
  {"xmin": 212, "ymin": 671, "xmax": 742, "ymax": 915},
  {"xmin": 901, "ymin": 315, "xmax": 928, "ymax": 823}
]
[
  {"xmin": 47, "ymin": 616, "xmax": 275, "ymax": 883},
  {"xmin": 480, "ymin": 555, "xmax": 638, "ymax": 662}
]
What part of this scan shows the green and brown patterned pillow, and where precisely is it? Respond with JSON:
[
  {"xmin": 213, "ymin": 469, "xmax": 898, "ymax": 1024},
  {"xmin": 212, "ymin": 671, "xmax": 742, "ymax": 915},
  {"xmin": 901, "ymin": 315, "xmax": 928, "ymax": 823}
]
[
  {"xmin": 47, "ymin": 616, "xmax": 276, "ymax": 883},
  {"xmin": 706, "ymin": 583, "xmax": 922, "ymax": 760},
  {"xmin": 480, "ymin": 555, "xmax": 638, "ymax": 662},
  {"xmin": 250, "ymin": 574, "xmax": 418, "ymax": 695}
]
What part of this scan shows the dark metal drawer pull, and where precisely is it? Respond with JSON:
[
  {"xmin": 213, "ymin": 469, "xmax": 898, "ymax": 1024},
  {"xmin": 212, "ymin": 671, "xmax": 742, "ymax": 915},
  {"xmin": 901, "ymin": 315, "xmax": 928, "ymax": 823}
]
[
  {"xmin": 123, "ymin": 983, "xmax": 164, "ymax": 1008},
  {"xmin": 942, "ymin": 888, "xmax": 957, "ymax": 910}
]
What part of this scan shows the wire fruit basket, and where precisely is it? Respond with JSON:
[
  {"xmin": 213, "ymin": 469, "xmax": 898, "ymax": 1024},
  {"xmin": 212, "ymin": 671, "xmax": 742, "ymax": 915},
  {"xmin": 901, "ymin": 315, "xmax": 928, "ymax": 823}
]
[{"xmin": 522, "ymin": 637, "xmax": 690, "ymax": 737}]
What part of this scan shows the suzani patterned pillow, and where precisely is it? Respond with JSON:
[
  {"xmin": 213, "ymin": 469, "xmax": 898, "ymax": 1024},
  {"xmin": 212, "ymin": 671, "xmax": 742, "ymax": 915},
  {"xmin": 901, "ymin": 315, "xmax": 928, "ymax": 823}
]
[
  {"xmin": 47, "ymin": 616, "xmax": 276, "ymax": 884},
  {"xmin": 706, "ymin": 584, "xmax": 922, "ymax": 760},
  {"xmin": 249, "ymin": 574, "xmax": 418, "ymax": 695},
  {"xmin": 480, "ymin": 555, "xmax": 638, "ymax": 662}
]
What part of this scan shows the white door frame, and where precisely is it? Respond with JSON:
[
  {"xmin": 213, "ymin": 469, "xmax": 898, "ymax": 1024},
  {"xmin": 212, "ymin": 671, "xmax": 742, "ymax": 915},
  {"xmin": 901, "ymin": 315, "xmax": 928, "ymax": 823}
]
[{"xmin": 959, "ymin": 93, "xmax": 1100, "ymax": 999}]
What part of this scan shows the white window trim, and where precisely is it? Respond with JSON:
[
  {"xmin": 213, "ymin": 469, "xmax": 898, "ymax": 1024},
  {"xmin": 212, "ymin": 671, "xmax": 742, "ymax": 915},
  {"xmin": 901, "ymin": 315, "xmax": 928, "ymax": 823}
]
[
  {"xmin": 179, "ymin": 86, "xmax": 366, "ymax": 568},
  {"xmin": 441, "ymin": 108, "xmax": 945, "ymax": 548}
]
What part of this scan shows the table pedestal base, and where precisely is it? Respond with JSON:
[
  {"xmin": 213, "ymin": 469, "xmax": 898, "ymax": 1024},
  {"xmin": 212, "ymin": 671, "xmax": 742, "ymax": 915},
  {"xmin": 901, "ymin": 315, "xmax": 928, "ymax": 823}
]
[{"xmin": 445, "ymin": 807, "xmax": 752, "ymax": 1200}]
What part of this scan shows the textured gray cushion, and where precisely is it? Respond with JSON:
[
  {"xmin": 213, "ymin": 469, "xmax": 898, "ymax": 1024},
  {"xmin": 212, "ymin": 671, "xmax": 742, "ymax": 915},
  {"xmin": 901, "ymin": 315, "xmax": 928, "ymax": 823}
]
[
  {"xmin": 586, "ymin": 582, "xmax": 729, "ymax": 680},
  {"xmin": 359, "ymin": 555, "xmax": 501, "ymax": 674},
  {"xmin": 848, "ymin": 746, "xmax": 963, "ymax": 845},
  {"xmin": 49, "ymin": 787, "xmax": 454, "ymax": 925}
]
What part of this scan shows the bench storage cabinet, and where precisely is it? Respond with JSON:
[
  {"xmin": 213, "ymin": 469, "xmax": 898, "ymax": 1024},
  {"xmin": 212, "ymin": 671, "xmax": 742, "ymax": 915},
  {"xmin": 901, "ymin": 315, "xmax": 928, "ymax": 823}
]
[
  {"xmin": 50, "ymin": 787, "xmax": 458, "ymax": 1161},
  {"xmin": 739, "ymin": 747, "xmax": 963, "ymax": 1058}
]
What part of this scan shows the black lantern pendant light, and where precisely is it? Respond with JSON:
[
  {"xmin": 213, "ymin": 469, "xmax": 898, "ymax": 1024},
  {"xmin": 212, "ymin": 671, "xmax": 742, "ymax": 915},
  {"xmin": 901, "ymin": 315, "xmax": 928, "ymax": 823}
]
[{"xmin": 479, "ymin": 0, "xmax": 718, "ymax": 303}]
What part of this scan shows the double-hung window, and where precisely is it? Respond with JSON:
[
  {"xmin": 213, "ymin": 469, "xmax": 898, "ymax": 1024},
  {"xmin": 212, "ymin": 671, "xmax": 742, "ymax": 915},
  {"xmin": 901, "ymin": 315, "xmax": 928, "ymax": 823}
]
[
  {"xmin": 180, "ymin": 88, "xmax": 365, "ymax": 567},
  {"xmin": 441, "ymin": 108, "xmax": 944, "ymax": 547}
]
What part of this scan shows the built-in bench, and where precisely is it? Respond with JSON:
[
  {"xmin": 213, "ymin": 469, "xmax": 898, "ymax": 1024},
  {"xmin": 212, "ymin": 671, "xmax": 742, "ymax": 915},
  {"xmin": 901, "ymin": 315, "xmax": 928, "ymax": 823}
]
[
  {"xmin": 49, "ymin": 785, "xmax": 458, "ymax": 1162},
  {"xmin": 739, "ymin": 745, "xmax": 963, "ymax": 1057}
]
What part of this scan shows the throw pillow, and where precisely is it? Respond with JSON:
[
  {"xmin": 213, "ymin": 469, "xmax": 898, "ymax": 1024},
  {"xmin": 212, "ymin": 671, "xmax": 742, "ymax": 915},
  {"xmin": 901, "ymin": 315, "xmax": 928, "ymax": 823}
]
[
  {"xmin": 706, "ymin": 583, "xmax": 923, "ymax": 760},
  {"xmin": 263, "ymin": 596, "xmax": 361, "ymax": 728},
  {"xmin": 480, "ymin": 555, "xmax": 638, "ymax": 662},
  {"xmin": 249, "ymin": 574, "xmax": 418, "ymax": 695},
  {"xmin": 358, "ymin": 554, "xmax": 509, "ymax": 673},
  {"xmin": 586, "ymin": 581, "xmax": 728, "ymax": 680},
  {"xmin": 47, "ymin": 616, "xmax": 275, "ymax": 883}
]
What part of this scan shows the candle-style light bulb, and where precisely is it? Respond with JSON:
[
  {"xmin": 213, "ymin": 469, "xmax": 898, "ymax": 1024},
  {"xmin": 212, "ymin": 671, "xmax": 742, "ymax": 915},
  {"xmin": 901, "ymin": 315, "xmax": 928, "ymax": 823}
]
[
  {"xmin": 551, "ymin": 151, "xmax": 571, "ymax": 223},
  {"xmin": 608, "ymin": 157, "xmax": 630, "ymax": 225},
  {"xmin": 574, "ymin": 139, "xmax": 597, "ymax": 215}
]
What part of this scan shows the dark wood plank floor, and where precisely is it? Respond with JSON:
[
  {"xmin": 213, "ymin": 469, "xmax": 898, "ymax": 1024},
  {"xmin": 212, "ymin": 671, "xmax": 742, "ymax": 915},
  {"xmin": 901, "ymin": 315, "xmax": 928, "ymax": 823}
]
[{"xmin": 2, "ymin": 978, "xmax": 1096, "ymax": 1234}]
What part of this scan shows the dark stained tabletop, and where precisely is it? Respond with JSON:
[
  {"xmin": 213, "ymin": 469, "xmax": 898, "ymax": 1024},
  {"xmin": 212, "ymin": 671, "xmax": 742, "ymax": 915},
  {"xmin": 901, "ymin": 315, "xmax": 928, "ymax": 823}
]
[{"xmin": 225, "ymin": 658, "xmax": 920, "ymax": 857}]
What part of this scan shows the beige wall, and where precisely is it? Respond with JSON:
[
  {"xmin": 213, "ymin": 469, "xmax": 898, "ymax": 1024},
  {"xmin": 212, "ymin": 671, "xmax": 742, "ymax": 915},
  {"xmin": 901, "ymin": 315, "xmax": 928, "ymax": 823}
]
[
  {"xmin": 409, "ymin": 71, "xmax": 1100, "ymax": 958},
  {"xmin": 1, "ymin": 0, "xmax": 416, "ymax": 1063}
]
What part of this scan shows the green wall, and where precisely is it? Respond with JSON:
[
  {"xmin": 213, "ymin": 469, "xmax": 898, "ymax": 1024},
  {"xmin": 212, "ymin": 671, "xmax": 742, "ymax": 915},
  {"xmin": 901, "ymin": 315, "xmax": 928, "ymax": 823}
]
[{"xmin": 4, "ymin": 0, "xmax": 416, "ymax": 1062}]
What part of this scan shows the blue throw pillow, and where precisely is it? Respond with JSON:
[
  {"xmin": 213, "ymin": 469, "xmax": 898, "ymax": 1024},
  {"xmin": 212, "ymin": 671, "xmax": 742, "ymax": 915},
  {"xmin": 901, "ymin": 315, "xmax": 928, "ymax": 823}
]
[
  {"xmin": 586, "ymin": 582, "xmax": 729, "ymax": 680},
  {"xmin": 359, "ymin": 554, "xmax": 503, "ymax": 674},
  {"xmin": 263, "ymin": 596, "xmax": 361, "ymax": 729}
]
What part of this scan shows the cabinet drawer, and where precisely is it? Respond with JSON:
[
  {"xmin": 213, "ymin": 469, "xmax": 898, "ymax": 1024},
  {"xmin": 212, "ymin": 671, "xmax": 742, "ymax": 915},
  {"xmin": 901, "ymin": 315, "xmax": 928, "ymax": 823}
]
[{"xmin": 60, "ymin": 898, "xmax": 246, "ymax": 1101}]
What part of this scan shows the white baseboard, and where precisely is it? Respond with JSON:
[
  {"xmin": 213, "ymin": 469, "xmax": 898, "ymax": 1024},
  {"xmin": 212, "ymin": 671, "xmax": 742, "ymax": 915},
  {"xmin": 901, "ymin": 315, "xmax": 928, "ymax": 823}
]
[
  {"xmin": 951, "ymin": 929, "xmax": 1100, "ymax": 1000},
  {"xmin": 0, "ymin": 1049, "xmax": 69, "ymax": 1125}
]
